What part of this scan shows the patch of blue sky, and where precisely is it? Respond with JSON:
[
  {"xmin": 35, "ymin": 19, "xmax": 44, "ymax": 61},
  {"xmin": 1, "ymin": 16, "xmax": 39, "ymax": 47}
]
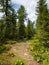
[{"xmin": 13, "ymin": 3, "xmax": 20, "ymax": 10}]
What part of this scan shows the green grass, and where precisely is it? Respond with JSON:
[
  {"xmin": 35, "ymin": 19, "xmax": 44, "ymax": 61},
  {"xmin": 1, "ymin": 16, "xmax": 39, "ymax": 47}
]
[
  {"xmin": 28, "ymin": 38, "xmax": 49, "ymax": 65},
  {"xmin": 13, "ymin": 58, "xmax": 27, "ymax": 65}
]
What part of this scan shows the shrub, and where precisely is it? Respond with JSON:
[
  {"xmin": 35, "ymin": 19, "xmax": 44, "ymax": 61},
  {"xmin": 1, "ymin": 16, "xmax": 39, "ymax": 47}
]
[
  {"xmin": 29, "ymin": 39, "xmax": 49, "ymax": 65},
  {"xmin": 42, "ymin": 59, "xmax": 49, "ymax": 65},
  {"xmin": 13, "ymin": 59, "xmax": 26, "ymax": 65}
]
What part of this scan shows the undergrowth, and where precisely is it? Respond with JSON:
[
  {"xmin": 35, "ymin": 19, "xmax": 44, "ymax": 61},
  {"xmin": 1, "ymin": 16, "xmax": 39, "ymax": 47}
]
[
  {"xmin": 13, "ymin": 58, "xmax": 27, "ymax": 65},
  {"xmin": 28, "ymin": 37, "xmax": 49, "ymax": 65}
]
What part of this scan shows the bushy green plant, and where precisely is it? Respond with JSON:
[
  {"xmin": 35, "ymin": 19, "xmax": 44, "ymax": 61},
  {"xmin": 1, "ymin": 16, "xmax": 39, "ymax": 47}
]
[
  {"xmin": 29, "ymin": 39, "xmax": 49, "ymax": 65},
  {"xmin": 13, "ymin": 59, "xmax": 26, "ymax": 65},
  {"xmin": 42, "ymin": 59, "xmax": 49, "ymax": 65}
]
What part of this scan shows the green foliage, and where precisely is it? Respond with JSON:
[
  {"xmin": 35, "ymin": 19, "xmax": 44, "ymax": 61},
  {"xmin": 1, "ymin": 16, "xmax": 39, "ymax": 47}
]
[
  {"xmin": 42, "ymin": 59, "xmax": 49, "ymax": 65},
  {"xmin": 27, "ymin": 19, "xmax": 34, "ymax": 39},
  {"xmin": 17, "ymin": 5, "xmax": 26, "ymax": 40},
  {"xmin": 0, "ymin": 20, "xmax": 5, "ymax": 43},
  {"xmin": 0, "ymin": 0, "xmax": 17, "ymax": 40},
  {"xmin": 36, "ymin": 0, "xmax": 49, "ymax": 46},
  {"xmin": 13, "ymin": 59, "xmax": 26, "ymax": 65},
  {"xmin": 29, "ymin": 38, "xmax": 49, "ymax": 65},
  {"xmin": 34, "ymin": 1, "xmax": 49, "ymax": 64},
  {"xmin": 9, "ymin": 9, "xmax": 17, "ymax": 39},
  {"xmin": 0, "ymin": 0, "xmax": 35, "ymax": 41}
]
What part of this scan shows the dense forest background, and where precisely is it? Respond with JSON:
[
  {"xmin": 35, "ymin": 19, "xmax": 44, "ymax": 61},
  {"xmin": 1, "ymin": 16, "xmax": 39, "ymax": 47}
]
[
  {"xmin": 0, "ymin": 0, "xmax": 49, "ymax": 65},
  {"xmin": 0, "ymin": 0, "xmax": 35, "ymax": 42}
]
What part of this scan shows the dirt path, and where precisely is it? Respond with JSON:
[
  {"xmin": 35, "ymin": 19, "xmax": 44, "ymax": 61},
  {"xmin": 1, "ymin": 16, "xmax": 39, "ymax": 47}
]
[{"xmin": 10, "ymin": 42, "xmax": 40, "ymax": 65}]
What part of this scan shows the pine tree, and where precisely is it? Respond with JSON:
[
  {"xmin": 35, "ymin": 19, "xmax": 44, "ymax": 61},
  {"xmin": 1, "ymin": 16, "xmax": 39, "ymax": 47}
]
[
  {"xmin": 17, "ymin": 5, "xmax": 26, "ymax": 40},
  {"xmin": 31, "ymin": 22, "xmax": 35, "ymax": 36},
  {"xmin": 0, "ymin": 0, "xmax": 6, "ymax": 42},
  {"xmin": 0, "ymin": 0, "xmax": 17, "ymax": 40},
  {"xmin": 36, "ymin": 0, "xmax": 49, "ymax": 46},
  {"xmin": 0, "ymin": 0, "xmax": 12, "ymax": 39},
  {"xmin": 5, "ymin": 0, "xmax": 13, "ymax": 39},
  {"xmin": 11, "ymin": 9, "xmax": 17, "ymax": 39},
  {"xmin": 27, "ymin": 19, "xmax": 33, "ymax": 39},
  {"xmin": 0, "ymin": 20, "xmax": 5, "ymax": 43}
]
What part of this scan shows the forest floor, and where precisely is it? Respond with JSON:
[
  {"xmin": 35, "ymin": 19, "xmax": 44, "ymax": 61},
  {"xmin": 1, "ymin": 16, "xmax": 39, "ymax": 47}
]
[
  {"xmin": 9, "ymin": 41, "xmax": 40, "ymax": 65},
  {"xmin": 0, "ymin": 41, "xmax": 40, "ymax": 65}
]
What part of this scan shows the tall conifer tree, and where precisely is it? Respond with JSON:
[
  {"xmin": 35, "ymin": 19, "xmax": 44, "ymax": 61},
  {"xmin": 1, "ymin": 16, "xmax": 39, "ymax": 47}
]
[
  {"xmin": 17, "ymin": 5, "xmax": 26, "ymax": 39},
  {"xmin": 36, "ymin": 0, "xmax": 49, "ymax": 46},
  {"xmin": 27, "ymin": 19, "xmax": 33, "ymax": 39},
  {"xmin": 11, "ymin": 9, "xmax": 17, "ymax": 39},
  {"xmin": 0, "ymin": 0, "xmax": 17, "ymax": 40}
]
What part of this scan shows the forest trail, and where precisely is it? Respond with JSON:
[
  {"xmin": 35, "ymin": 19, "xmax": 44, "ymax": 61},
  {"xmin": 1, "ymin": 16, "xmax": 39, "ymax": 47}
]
[{"xmin": 10, "ymin": 41, "xmax": 40, "ymax": 65}]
